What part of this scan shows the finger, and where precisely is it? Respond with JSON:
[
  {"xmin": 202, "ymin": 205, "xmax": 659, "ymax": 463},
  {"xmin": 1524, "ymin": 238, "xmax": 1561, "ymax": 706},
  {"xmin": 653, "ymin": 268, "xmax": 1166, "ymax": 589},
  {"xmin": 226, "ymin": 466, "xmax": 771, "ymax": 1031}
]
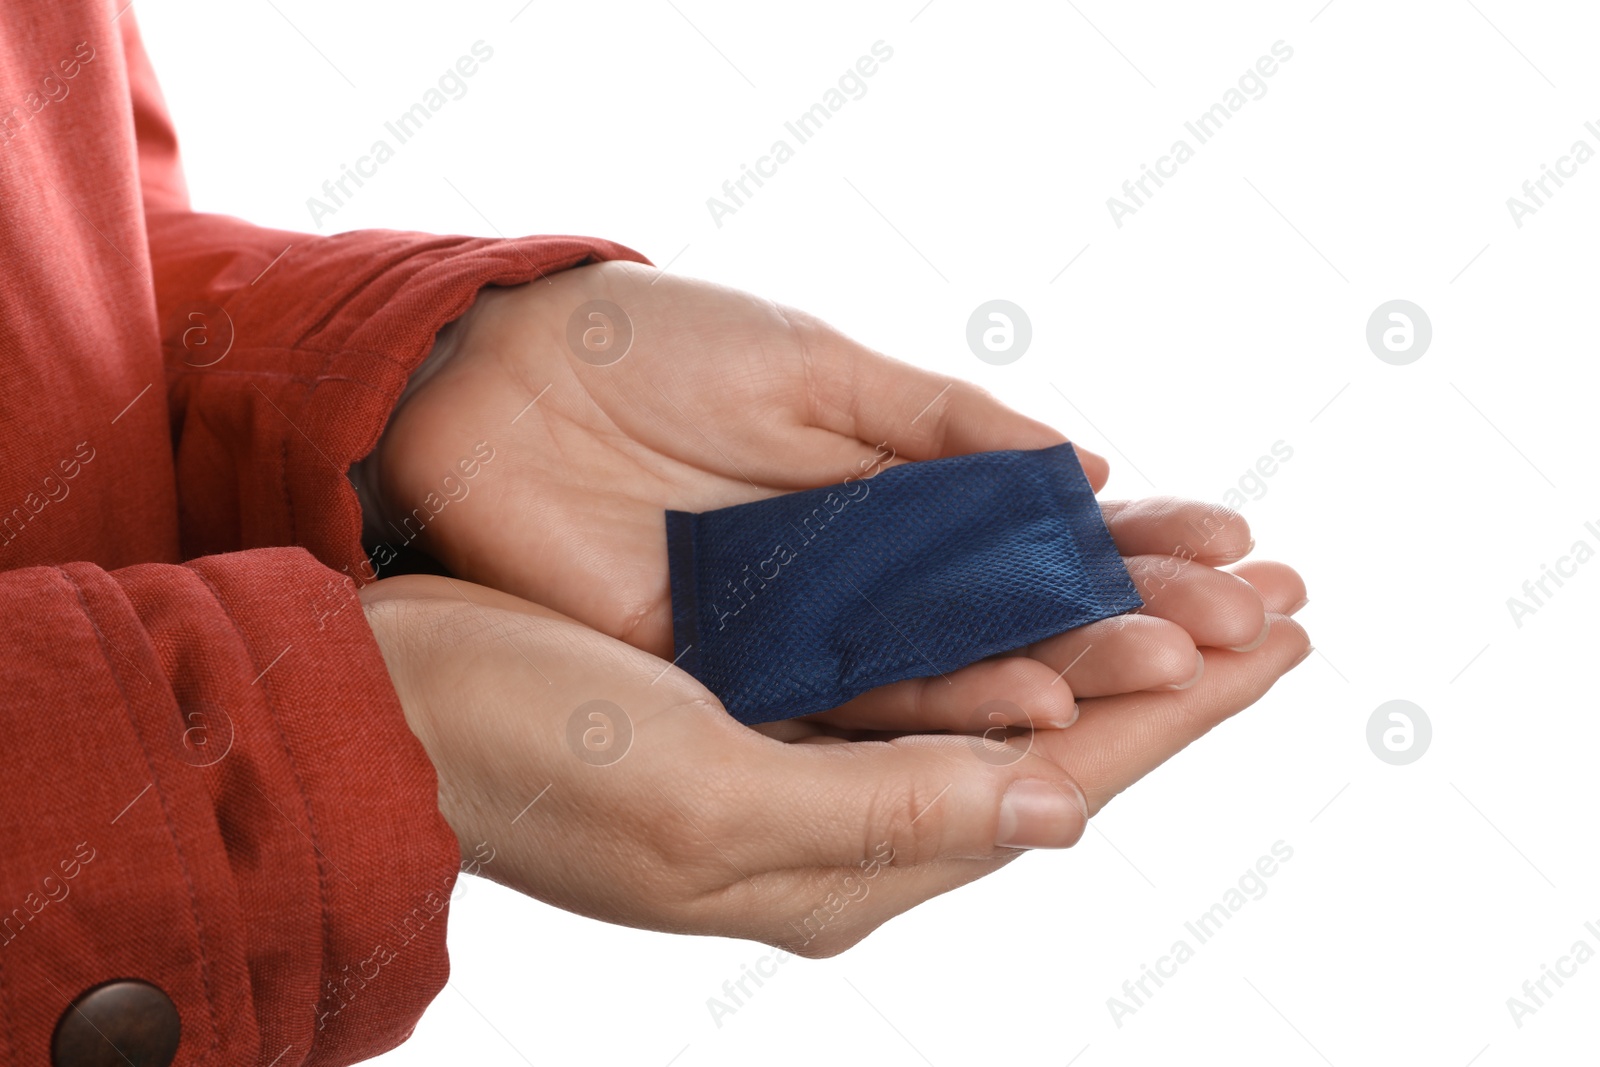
[
  {"xmin": 1101, "ymin": 497, "xmax": 1253, "ymax": 564},
  {"xmin": 1127, "ymin": 554, "xmax": 1269, "ymax": 651},
  {"xmin": 794, "ymin": 655, "xmax": 1079, "ymax": 733},
  {"xmin": 733, "ymin": 731, "xmax": 1090, "ymax": 873},
  {"xmin": 798, "ymin": 328, "xmax": 1109, "ymax": 489},
  {"xmin": 1226, "ymin": 559, "xmax": 1308, "ymax": 615},
  {"xmin": 1032, "ymin": 614, "xmax": 1311, "ymax": 816},
  {"xmin": 737, "ymin": 612, "xmax": 1313, "ymax": 954},
  {"xmin": 749, "ymin": 719, "xmax": 837, "ymax": 743},
  {"xmin": 714, "ymin": 610, "xmax": 1313, "ymax": 956},
  {"xmin": 1026, "ymin": 613, "xmax": 1201, "ymax": 697}
]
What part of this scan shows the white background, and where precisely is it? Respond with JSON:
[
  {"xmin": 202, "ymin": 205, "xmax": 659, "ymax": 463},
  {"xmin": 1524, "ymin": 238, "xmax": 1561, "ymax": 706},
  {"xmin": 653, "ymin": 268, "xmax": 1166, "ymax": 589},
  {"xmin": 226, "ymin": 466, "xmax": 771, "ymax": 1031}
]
[{"xmin": 138, "ymin": 1, "xmax": 1599, "ymax": 1063}]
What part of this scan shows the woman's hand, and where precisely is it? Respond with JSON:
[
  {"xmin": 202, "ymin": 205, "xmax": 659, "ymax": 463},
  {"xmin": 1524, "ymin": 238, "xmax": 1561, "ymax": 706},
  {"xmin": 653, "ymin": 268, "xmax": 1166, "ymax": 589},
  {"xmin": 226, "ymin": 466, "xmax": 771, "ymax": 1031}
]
[
  {"xmin": 360, "ymin": 568, "xmax": 1308, "ymax": 956},
  {"xmin": 365, "ymin": 261, "xmax": 1274, "ymax": 717}
]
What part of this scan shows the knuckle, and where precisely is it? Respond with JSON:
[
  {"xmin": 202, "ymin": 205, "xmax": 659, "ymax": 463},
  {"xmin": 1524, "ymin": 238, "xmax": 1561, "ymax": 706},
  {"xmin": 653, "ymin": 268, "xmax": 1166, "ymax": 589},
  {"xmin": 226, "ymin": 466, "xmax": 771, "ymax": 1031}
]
[
  {"xmin": 652, "ymin": 816, "xmax": 708, "ymax": 867},
  {"xmin": 988, "ymin": 655, "xmax": 1040, "ymax": 693},
  {"xmin": 864, "ymin": 775, "xmax": 947, "ymax": 868},
  {"xmin": 645, "ymin": 796, "xmax": 736, "ymax": 877}
]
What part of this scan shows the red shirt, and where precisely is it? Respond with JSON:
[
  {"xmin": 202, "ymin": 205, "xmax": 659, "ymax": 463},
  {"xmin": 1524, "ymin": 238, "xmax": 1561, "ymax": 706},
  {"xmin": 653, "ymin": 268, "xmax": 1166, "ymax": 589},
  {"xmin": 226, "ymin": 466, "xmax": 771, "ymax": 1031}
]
[{"xmin": 0, "ymin": 4, "xmax": 642, "ymax": 1063}]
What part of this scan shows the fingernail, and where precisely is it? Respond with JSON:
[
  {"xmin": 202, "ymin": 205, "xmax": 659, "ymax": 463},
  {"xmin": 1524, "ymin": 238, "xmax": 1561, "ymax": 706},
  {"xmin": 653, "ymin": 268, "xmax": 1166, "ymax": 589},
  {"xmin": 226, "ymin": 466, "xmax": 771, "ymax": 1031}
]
[
  {"xmin": 1043, "ymin": 703, "xmax": 1080, "ymax": 729},
  {"xmin": 1288, "ymin": 597, "xmax": 1309, "ymax": 615},
  {"xmin": 1158, "ymin": 651, "xmax": 1205, "ymax": 691},
  {"xmin": 1222, "ymin": 537, "xmax": 1256, "ymax": 563},
  {"xmin": 1289, "ymin": 646, "xmax": 1314, "ymax": 669},
  {"xmin": 1226, "ymin": 616, "xmax": 1272, "ymax": 653},
  {"xmin": 996, "ymin": 779, "xmax": 1087, "ymax": 850}
]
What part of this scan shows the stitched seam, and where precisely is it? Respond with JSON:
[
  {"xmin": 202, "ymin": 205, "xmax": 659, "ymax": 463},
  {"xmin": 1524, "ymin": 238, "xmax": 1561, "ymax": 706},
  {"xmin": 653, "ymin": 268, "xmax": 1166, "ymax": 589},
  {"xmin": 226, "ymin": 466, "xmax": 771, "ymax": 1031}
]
[
  {"xmin": 53, "ymin": 567, "xmax": 222, "ymax": 1063},
  {"xmin": 166, "ymin": 243, "xmax": 606, "ymax": 376},
  {"xmin": 0, "ymin": 814, "xmax": 12, "ymax": 1067},
  {"xmin": 280, "ymin": 437, "xmax": 296, "ymax": 547},
  {"xmin": 160, "ymin": 347, "xmax": 412, "ymax": 379},
  {"xmin": 282, "ymin": 350, "xmax": 338, "ymax": 555},
  {"xmin": 190, "ymin": 567, "xmax": 332, "ymax": 1063}
]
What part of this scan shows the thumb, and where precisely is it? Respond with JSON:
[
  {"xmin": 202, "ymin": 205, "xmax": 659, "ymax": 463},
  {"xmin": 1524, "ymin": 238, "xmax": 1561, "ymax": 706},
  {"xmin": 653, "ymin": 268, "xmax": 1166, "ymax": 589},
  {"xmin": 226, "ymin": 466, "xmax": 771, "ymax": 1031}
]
[
  {"xmin": 743, "ymin": 732, "xmax": 1088, "ymax": 873},
  {"xmin": 799, "ymin": 324, "xmax": 1112, "ymax": 490}
]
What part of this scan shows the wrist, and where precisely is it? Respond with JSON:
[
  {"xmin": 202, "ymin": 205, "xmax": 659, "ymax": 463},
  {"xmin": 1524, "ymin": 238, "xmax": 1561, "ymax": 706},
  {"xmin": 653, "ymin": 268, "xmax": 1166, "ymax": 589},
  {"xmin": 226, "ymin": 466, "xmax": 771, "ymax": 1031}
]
[
  {"xmin": 359, "ymin": 581, "xmax": 470, "ymax": 857},
  {"xmin": 349, "ymin": 305, "xmax": 475, "ymax": 544}
]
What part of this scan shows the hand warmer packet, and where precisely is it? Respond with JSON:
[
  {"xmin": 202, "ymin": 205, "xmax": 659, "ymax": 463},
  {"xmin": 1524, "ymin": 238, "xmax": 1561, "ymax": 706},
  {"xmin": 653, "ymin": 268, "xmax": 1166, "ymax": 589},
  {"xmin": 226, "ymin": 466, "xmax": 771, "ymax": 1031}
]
[{"xmin": 664, "ymin": 443, "xmax": 1143, "ymax": 725}]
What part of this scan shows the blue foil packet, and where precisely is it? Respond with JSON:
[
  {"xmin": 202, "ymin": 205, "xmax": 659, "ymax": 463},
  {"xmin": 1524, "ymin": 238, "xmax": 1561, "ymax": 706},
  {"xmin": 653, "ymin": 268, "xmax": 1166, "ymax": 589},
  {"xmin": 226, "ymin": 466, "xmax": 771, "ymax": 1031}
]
[{"xmin": 665, "ymin": 443, "xmax": 1143, "ymax": 725}]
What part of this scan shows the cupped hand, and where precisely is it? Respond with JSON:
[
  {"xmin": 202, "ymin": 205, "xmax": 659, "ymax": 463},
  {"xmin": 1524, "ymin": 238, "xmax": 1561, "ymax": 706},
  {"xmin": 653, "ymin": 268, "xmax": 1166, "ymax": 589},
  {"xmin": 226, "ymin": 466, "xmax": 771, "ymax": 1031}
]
[
  {"xmin": 360, "ymin": 567, "xmax": 1307, "ymax": 956},
  {"xmin": 366, "ymin": 262, "xmax": 1273, "ymax": 719}
]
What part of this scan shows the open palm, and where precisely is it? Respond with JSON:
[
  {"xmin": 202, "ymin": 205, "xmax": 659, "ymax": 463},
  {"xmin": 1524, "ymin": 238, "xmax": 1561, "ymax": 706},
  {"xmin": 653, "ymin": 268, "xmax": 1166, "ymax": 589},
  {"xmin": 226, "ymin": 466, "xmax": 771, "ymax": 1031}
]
[{"xmin": 369, "ymin": 261, "xmax": 1276, "ymax": 724}]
